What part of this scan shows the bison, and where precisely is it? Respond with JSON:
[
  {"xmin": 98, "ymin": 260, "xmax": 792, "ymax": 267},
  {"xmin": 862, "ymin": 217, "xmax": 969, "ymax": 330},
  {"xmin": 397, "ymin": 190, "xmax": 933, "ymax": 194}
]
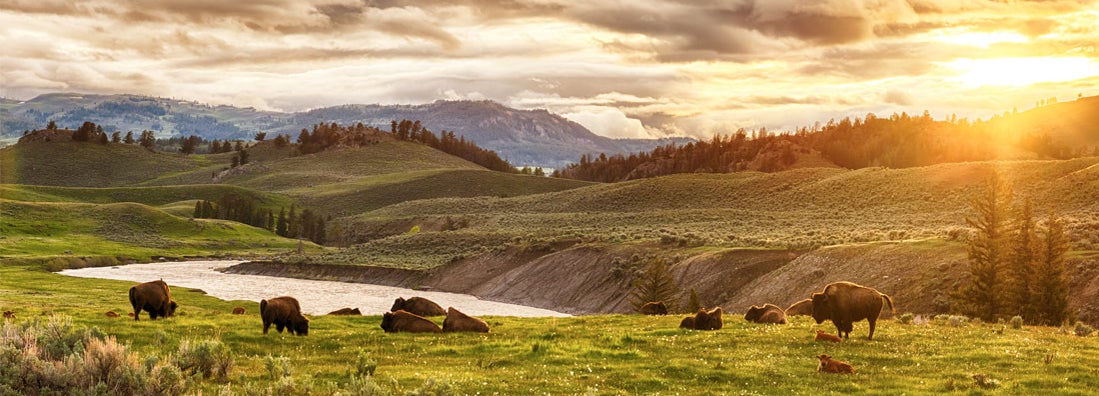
[
  {"xmin": 639, "ymin": 301, "xmax": 668, "ymax": 315},
  {"xmin": 680, "ymin": 307, "xmax": 723, "ymax": 330},
  {"xmin": 232, "ymin": 307, "xmax": 246, "ymax": 315},
  {"xmin": 381, "ymin": 310, "xmax": 442, "ymax": 333},
  {"xmin": 442, "ymin": 307, "xmax": 489, "ymax": 333},
  {"xmin": 817, "ymin": 354, "xmax": 855, "ymax": 374},
  {"xmin": 744, "ymin": 304, "xmax": 787, "ymax": 324},
  {"xmin": 3, "ymin": 310, "xmax": 14, "ymax": 319},
  {"xmin": 105, "ymin": 311, "xmax": 120, "ymax": 318},
  {"xmin": 260, "ymin": 296, "xmax": 309, "ymax": 336},
  {"xmin": 811, "ymin": 281, "xmax": 895, "ymax": 340},
  {"xmin": 327, "ymin": 307, "xmax": 362, "ymax": 316},
  {"xmin": 391, "ymin": 297, "xmax": 446, "ymax": 317},
  {"xmin": 815, "ymin": 329, "xmax": 842, "ymax": 343},
  {"xmin": 129, "ymin": 280, "xmax": 177, "ymax": 321},
  {"xmin": 785, "ymin": 299, "xmax": 813, "ymax": 316}
]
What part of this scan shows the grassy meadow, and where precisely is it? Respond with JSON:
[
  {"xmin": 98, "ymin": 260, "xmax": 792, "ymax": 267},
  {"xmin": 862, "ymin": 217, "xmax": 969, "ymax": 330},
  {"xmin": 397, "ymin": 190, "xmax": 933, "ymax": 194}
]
[{"xmin": 2, "ymin": 263, "xmax": 1097, "ymax": 395}]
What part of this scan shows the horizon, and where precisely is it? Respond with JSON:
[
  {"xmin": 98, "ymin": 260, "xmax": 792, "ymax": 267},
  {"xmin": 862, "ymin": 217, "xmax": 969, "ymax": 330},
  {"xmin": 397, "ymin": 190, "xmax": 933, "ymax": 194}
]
[{"xmin": 2, "ymin": 1, "xmax": 1098, "ymax": 139}]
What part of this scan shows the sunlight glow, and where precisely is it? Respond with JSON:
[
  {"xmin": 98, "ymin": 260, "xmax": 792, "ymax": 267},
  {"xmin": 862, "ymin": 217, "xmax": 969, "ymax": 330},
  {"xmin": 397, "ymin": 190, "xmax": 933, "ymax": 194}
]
[
  {"xmin": 936, "ymin": 31, "xmax": 1028, "ymax": 48},
  {"xmin": 943, "ymin": 57, "xmax": 1099, "ymax": 87}
]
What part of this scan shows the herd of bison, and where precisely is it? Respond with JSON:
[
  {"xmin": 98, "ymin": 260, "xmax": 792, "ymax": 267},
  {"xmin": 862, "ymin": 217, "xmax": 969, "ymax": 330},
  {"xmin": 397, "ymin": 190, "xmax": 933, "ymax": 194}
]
[{"xmin": 93, "ymin": 279, "xmax": 895, "ymax": 375}]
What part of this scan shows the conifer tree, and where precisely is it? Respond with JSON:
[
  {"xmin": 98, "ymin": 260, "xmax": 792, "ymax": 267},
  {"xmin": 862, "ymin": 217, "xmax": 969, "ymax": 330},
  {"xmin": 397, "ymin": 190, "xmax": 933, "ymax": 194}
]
[
  {"xmin": 685, "ymin": 288, "xmax": 701, "ymax": 314},
  {"xmin": 629, "ymin": 258, "xmax": 680, "ymax": 313},
  {"xmin": 954, "ymin": 173, "xmax": 1013, "ymax": 321},
  {"xmin": 193, "ymin": 201, "xmax": 203, "ymax": 218},
  {"xmin": 124, "ymin": 131, "xmax": 135, "ymax": 144},
  {"xmin": 1008, "ymin": 197, "xmax": 1039, "ymax": 319},
  {"xmin": 276, "ymin": 208, "xmax": 288, "ymax": 237},
  {"xmin": 1033, "ymin": 213, "xmax": 1071, "ymax": 325},
  {"xmin": 287, "ymin": 205, "xmax": 298, "ymax": 238}
]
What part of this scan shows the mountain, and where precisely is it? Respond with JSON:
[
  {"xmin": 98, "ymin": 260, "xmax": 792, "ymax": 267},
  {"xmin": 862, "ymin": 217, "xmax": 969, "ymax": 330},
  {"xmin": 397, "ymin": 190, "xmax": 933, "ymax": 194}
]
[{"xmin": 0, "ymin": 93, "xmax": 690, "ymax": 168}]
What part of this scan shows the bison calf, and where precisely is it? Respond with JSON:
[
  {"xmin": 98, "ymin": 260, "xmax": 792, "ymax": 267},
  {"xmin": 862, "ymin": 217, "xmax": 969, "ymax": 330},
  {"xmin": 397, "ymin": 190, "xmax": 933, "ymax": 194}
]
[
  {"xmin": 2, "ymin": 310, "xmax": 14, "ymax": 319},
  {"xmin": 391, "ymin": 297, "xmax": 446, "ymax": 317},
  {"xmin": 745, "ymin": 304, "xmax": 787, "ymax": 324},
  {"xmin": 105, "ymin": 311, "xmax": 120, "ymax": 318},
  {"xmin": 817, "ymin": 354, "xmax": 855, "ymax": 374},
  {"xmin": 443, "ymin": 307, "xmax": 489, "ymax": 333},
  {"xmin": 815, "ymin": 329, "xmax": 842, "ymax": 343},
  {"xmin": 129, "ymin": 280, "xmax": 177, "ymax": 321},
  {"xmin": 381, "ymin": 310, "xmax": 442, "ymax": 333},
  {"xmin": 260, "ymin": 296, "xmax": 309, "ymax": 336},
  {"xmin": 639, "ymin": 301, "xmax": 668, "ymax": 315}
]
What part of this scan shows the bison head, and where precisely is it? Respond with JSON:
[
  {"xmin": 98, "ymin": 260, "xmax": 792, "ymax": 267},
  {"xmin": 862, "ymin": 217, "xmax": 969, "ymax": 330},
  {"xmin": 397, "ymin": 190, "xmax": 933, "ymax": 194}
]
[
  {"xmin": 390, "ymin": 298, "xmax": 405, "ymax": 312},
  {"xmin": 381, "ymin": 312, "xmax": 395, "ymax": 332},
  {"xmin": 168, "ymin": 301, "xmax": 179, "ymax": 317},
  {"xmin": 744, "ymin": 305, "xmax": 764, "ymax": 322},
  {"xmin": 294, "ymin": 318, "xmax": 309, "ymax": 336},
  {"xmin": 811, "ymin": 293, "xmax": 830, "ymax": 324}
]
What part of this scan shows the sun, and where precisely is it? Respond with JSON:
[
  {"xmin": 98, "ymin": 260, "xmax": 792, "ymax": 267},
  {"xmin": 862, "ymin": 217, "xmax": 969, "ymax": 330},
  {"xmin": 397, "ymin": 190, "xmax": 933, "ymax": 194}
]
[{"xmin": 943, "ymin": 57, "xmax": 1099, "ymax": 87}]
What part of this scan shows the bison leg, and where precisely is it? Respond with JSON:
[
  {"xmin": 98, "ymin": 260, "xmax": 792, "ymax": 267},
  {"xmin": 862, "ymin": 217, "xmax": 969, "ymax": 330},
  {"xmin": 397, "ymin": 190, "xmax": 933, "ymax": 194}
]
[
  {"xmin": 276, "ymin": 323, "xmax": 285, "ymax": 333},
  {"xmin": 263, "ymin": 320, "xmax": 271, "ymax": 335},
  {"xmin": 867, "ymin": 318, "xmax": 877, "ymax": 340}
]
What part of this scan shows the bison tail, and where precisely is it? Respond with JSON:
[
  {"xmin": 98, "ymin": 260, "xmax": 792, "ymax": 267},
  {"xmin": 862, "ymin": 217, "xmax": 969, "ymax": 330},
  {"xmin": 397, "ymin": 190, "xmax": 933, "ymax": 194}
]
[
  {"xmin": 260, "ymin": 299, "xmax": 268, "ymax": 315},
  {"xmin": 881, "ymin": 294, "xmax": 896, "ymax": 314}
]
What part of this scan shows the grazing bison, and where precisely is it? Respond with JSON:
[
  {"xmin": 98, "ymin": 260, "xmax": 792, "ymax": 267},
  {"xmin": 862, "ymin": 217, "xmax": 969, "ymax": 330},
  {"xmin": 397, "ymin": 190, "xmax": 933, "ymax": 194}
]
[
  {"xmin": 260, "ymin": 296, "xmax": 309, "ymax": 336},
  {"xmin": 815, "ymin": 329, "xmax": 842, "ymax": 343},
  {"xmin": 327, "ymin": 307, "xmax": 362, "ymax": 316},
  {"xmin": 232, "ymin": 307, "xmax": 246, "ymax": 315},
  {"xmin": 639, "ymin": 301, "xmax": 668, "ymax": 315},
  {"xmin": 129, "ymin": 280, "xmax": 177, "ymax": 321},
  {"xmin": 2, "ymin": 310, "xmax": 14, "ymax": 319},
  {"xmin": 811, "ymin": 281, "xmax": 895, "ymax": 340},
  {"xmin": 105, "ymin": 311, "xmax": 120, "ymax": 318},
  {"xmin": 679, "ymin": 316, "xmax": 696, "ymax": 329},
  {"xmin": 785, "ymin": 299, "xmax": 813, "ymax": 316},
  {"xmin": 682, "ymin": 307, "xmax": 723, "ymax": 330},
  {"xmin": 391, "ymin": 297, "xmax": 446, "ymax": 317},
  {"xmin": 744, "ymin": 304, "xmax": 788, "ymax": 324},
  {"xmin": 381, "ymin": 310, "xmax": 441, "ymax": 333},
  {"xmin": 443, "ymin": 307, "xmax": 489, "ymax": 333},
  {"xmin": 817, "ymin": 354, "xmax": 855, "ymax": 374}
]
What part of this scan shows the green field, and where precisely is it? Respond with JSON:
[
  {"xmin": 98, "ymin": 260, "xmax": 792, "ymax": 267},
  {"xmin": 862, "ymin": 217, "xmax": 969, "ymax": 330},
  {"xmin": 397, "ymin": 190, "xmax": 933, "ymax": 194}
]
[{"xmin": 2, "ymin": 264, "xmax": 1097, "ymax": 395}]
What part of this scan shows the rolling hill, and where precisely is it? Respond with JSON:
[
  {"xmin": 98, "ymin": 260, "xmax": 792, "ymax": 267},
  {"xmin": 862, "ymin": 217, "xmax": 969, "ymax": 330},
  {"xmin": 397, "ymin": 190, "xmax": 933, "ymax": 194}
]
[{"xmin": 0, "ymin": 93, "xmax": 690, "ymax": 168}]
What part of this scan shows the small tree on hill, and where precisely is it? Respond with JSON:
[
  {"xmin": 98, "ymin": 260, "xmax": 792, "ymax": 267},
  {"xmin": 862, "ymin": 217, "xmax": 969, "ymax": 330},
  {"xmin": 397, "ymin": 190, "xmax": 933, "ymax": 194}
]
[
  {"xmin": 47, "ymin": 120, "xmax": 57, "ymax": 130},
  {"xmin": 629, "ymin": 258, "xmax": 680, "ymax": 313},
  {"xmin": 139, "ymin": 131, "xmax": 156, "ymax": 148},
  {"xmin": 255, "ymin": 132, "xmax": 267, "ymax": 141},
  {"xmin": 684, "ymin": 288, "xmax": 701, "ymax": 314},
  {"xmin": 124, "ymin": 131, "xmax": 135, "ymax": 144},
  {"xmin": 111, "ymin": 131, "xmax": 121, "ymax": 143},
  {"xmin": 953, "ymin": 173, "xmax": 1014, "ymax": 321}
]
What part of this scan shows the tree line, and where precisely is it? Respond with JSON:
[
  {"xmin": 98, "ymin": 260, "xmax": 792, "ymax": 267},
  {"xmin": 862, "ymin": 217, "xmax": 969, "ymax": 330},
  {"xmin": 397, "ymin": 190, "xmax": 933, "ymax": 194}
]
[
  {"xmin": 389, "ymin": 119, "xmax": 515, "ymax": 173},
  {"xmin": 953, "ymin": 174, "xmax": 1072, "ymax": 326},
  {"xmin": 554, "ymin": 110, "xmax": 1099, "ymax": 182},
  {"xmin": 193, "ymin": 194, "xmax": 326, "ymax": 245}
]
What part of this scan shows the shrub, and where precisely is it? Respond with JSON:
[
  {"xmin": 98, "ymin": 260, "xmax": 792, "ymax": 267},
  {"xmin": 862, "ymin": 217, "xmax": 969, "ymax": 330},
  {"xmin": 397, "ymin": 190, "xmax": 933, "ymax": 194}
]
[
  {"xmin": 947, "ymin": 315, "xmax": 968, "ymax": 327},
  {"xmin": 1010, "ymin": 316, "xmax": 1024, "ymax": 329},
  {"xmin": 972, "ymin": 373, "xmax": 1000, "ymax": 389},
  {"xmin": 406, "ymin": 378, "xmax": 453, "ymax": 396},
  {"xmin": 353, "ymin": 350, "xmax": 377, "ymax": 377},
  {"xmin": 343, "ymin": 374, "xmax": 387, "ymax": 396},
  {"xmin": 1074, "ymin": 322, "xmax": 1095, "ymax": 337},
  {"xmin": 898, "ymin": 313, "xmax": 915, "ymax": 325},
  {"xmin": 175, "ymin": 339, "xmax": 234, "ymax": 381},
  {"xmin": 265, "ymin": 355, "xmax": 292, "ymax": 380}
]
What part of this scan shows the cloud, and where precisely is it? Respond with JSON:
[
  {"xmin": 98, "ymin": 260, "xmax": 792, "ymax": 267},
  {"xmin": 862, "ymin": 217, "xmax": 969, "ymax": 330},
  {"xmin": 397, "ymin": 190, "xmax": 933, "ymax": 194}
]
[{"xmin": 562, "ymin": 106, "xmax": 651, "ymax": 139}]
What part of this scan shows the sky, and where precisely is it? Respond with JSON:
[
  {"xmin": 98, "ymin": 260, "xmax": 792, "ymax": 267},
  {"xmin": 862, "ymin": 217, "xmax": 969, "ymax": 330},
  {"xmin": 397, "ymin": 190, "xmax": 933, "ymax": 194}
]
[{"xmin": 2, "ymin": 0, "xmax": 1098, "ymax": 139}]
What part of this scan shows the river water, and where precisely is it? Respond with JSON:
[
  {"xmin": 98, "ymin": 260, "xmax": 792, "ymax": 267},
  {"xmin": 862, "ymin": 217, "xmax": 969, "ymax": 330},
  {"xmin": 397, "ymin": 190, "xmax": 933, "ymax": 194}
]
[{"xmin": 60, "ymin": 261, "xmax": 568, "ymax": 317}]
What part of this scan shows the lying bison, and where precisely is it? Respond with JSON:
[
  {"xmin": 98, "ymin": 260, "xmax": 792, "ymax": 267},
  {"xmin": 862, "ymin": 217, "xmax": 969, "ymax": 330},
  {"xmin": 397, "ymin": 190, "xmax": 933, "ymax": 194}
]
[
  {"xmin": 391, "ymin": 297, "xmax": 446, "ymax": 317},
  {"xmin": 260, "ymin": 296, "xmax": 309, "ymax": 336},
  {"xmin": 639, "ymin": 301, "xmax": 668, "ymax": 315},
  {"xmin": 3, "ymin": 310, "xmax": 15, "ymax": 319},
  {"xmin": 381, "ymin": 310, "xmax": 441, "ymax": 333},
  {"xmin": 785, "ymin": 299, "xmax": 813, "ymax": 316},
  {"xmin": 443, "ymin": 307, "xmax": 489, "ymax": 333},
  {"xmin": 232, "ymin": 307, "xmax": 246, "ymax": 315},
  {"xmin": 680, "ymin": 307, "xmax": 723, "ymax": 330},
  {"xmin": 811, "ymin": 281, "xmax": 895, "ymax": 340},
  {"xmin": 744, "ymin": 304, "xmax": 787, "ymax": 324},
  {"xmin": 327, "ymin": 307, "xmax": 362, "ymax": 316},
  {"xmin": 129, "ymin": 280, "xmax": 177, "ymax": 321}
]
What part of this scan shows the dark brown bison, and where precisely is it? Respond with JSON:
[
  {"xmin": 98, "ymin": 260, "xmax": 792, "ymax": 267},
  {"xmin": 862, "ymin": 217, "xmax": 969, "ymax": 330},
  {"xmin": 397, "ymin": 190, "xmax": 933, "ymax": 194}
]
[
  {"xmin": 811, "ymin": 281, "xmax": 895, "ymax": 340},
  {"xmin": 815, "ymin": 329, "xmax": 842, "ymax": 343},
  {"xmin": 381, "ymin": 310, "xmax": 442, "ymax": 333},
  {"xmin": 817, "ymin": 354, "xmax": 855, "ymax": 374},
  {"xmin": 679, "ymin": 316, "xmax": 695, "ymax": 329},
  {"xmin": 785, "ymin": 299, "xmax": 813, "ymax": 316},
  {"xmin": 442, "ymin": 307, "xmax": 489, "ymax": 333},
  {"xmin": 744, "ymin": 304, "xmax": 788, "ymax": 324},
  {"xmin": 3, "ymin": 310, "xmax": 14, "ymax": 319},
  {"xmin": 680, "ymin": 307, "xmax": 723, "ymax": 330},
  {"xmin": 327, "ymin": 307, "xmax": 362, "ymax": 316},
  {"xmin": 639, "ymin": 301, "xmax": 668, "ymax": 315},
  {"xmin": 232, "ymin": 307, "xmax": 246, "ymax": 315},
  {"xmin": 391, "ymin": 297, "xmax": 446, "ymax": 317},
  {"xmin": 260, "ymin": 296, "xmax": 309, "ymax": 336},
  {"xmin": 129, "ymin": 280, "xmax": 177, "ymax": 321}
]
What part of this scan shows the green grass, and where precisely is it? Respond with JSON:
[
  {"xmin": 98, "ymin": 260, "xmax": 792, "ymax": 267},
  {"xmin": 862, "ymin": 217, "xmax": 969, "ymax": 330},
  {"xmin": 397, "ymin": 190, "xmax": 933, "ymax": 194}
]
[
  {"xmin": 2, "ymin": 263, "xmax": 1097, "ymax": 394},
  {"xmin": 0, "ymin": 142, "xmax": 210, "ymax": 187}
]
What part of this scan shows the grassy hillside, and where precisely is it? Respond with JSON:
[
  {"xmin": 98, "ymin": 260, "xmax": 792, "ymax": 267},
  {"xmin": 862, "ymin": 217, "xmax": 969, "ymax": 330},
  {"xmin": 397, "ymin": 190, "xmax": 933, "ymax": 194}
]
[
  {"xmin": 0, "ymin": 199, "xmax": 310, "ymax": 261},
  {"xmin": 0, "ymin": 141, "xmax": 217, "ymax": 187},
  {"xmin": 2, "ymin": 264, "xmax": 1097, "ymax": 394},
  {"xmin": 0, "ymin": 184, "xmax": 292, "ymax": 208}
]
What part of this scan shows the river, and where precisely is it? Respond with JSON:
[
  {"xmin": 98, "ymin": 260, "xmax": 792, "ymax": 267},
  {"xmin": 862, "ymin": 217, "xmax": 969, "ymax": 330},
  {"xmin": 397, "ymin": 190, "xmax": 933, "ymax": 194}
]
[{"xmin": 60, "ymin": 261, "xmax": 568, "ymax": 317}]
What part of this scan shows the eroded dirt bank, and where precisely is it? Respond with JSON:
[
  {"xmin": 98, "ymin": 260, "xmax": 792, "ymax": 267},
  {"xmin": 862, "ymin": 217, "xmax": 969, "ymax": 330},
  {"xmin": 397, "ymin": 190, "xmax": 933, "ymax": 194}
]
[{"xmin": 226, "ymin": 242, "xmax": 1099, "ymax": 324}]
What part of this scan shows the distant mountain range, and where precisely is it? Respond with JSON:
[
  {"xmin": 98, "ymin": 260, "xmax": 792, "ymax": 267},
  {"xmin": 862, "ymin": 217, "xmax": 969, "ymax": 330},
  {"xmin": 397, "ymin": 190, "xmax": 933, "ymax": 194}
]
[{"xmin": 0, "ymin": 93, "xmax": 691, "ymax": 168}]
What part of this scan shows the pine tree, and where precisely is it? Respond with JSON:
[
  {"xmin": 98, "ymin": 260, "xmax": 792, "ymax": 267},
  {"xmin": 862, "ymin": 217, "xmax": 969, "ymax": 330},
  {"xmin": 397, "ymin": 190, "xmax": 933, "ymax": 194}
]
[
  {"xmin": 276, "ymin": 208, "xmax": 288, "ymax": 237},
  {"xmin": 287, "ymin": 205, "xmax": 298, "ymax": 238},
  {"xmin": 193, "ymin": 201, "xmax": 203, "ymax": 218},
  {"xmin": 954, "ymin": 173, "xmax": 1013, "ymax": 321},
  {"xmin": 1033, "ymin": 213, "xmax": 1071, "ymax": 326},
  {"xmin": 313, "ymin": 217, "xmax": 326, "ymax": 245},
  {"xmin": 1008, "ymin": 197, "xmax": 1038, "ymax": 319},
  {"xmin": 124, "ymin": 131, "xmax": 135, "ymax": 144},
  {"xmin": 629, "ymin": 258, "xmax": 680, "ymax": 313},
  {"xmin": 685, "ymin": 288, "xmax": 701, "ymax": 314}
]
